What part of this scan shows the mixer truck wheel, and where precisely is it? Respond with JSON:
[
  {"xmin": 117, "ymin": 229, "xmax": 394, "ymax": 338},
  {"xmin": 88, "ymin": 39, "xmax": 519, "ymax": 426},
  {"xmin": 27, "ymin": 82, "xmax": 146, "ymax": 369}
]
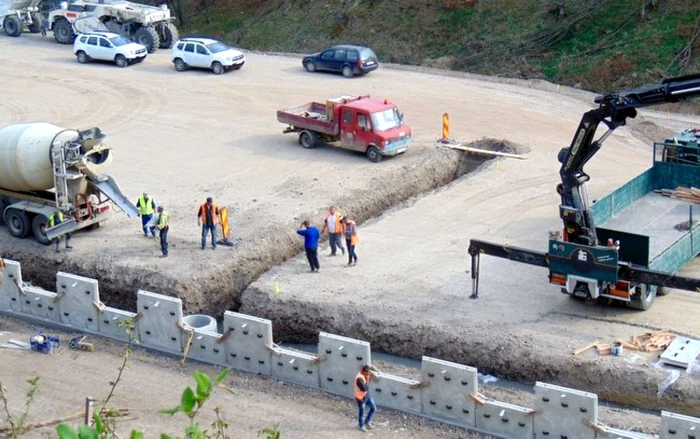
[
  {"xmin": 28, "ymin": 12, "xmax": 43, "ymax": 34},
  {"xmin": 5, "ymin": 208, "xmax": 30, "ymax": 239},
  {"xmin": 53, "ymin": 18, "xmax": 75, "ymax": 44},
  {"xmin": 3, "ymin": 15, "xmax": 22, "ymax": 37},
  {"xmin": 31, "ymin": 215, "xmax": 51, "ymax": 245},
  {"xmin": 159, "ymin": 22, "xmax": 179, "ymax": 49},
  {"xmin": 134, "ymin": 26, "xmax": 160, "ymax": 53}
]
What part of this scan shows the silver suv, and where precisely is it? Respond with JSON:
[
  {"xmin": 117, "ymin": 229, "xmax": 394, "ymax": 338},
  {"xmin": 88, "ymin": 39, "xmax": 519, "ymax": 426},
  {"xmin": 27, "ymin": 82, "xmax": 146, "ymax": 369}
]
[
  {"xmin": 171, "ymin": 37, "xmax": 245, "ymax": 75},
  {"xmin": 73, "ymin": 31, "xmax": 147, "ymax": 67}
]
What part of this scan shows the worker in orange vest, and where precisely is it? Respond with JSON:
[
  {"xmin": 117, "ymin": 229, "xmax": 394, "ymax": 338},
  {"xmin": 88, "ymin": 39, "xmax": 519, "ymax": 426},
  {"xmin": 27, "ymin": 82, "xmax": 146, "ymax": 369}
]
[
  {"xmin": 354, "ymin": 364, "xmax": 380, "ymax": 432},
  {"xmin": 197, "ymin": 197, "xmax": 220, "ymax": 250},
  {"xmin": 342, "ymin": 216, "xmax": 359, "ymax": 266},
  {"xmin": 321, "ymin": 205, "xmax": 345, "ymax": 256}
]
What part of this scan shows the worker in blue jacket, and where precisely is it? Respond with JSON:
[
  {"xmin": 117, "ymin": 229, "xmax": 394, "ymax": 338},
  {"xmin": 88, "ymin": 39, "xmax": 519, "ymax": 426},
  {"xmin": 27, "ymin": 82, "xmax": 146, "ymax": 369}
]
[{"xmin": 297, "ymin": 219, "xmax": 320, "ymax": 272}]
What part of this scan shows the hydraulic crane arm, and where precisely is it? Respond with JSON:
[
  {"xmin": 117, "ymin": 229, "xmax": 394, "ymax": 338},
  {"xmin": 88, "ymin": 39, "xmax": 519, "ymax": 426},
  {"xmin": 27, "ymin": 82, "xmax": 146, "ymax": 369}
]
[{"xmin": 557, "ymin": 73, "xmax": 700, "ymax": 246}]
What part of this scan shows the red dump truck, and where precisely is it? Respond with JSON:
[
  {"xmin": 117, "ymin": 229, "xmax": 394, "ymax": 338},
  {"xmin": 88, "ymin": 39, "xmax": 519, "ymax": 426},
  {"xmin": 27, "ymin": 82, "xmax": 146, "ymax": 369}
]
[{"xmin": 276, "ymin": 95, "xmax": 412, "ymax": 162}]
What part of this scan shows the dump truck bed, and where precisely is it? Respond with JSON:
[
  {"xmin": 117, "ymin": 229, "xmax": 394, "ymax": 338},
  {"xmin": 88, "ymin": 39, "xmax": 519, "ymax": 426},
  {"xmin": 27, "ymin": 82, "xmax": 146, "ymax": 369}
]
[{"xmin": 276, "ymin": 102, "xmax": 338, "ymax": 136}]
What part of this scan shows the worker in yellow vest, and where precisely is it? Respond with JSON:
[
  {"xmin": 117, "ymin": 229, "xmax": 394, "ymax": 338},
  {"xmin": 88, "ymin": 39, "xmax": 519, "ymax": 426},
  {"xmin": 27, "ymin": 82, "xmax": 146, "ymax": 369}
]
[
  {"xmin": 48, "ymin": 210, "xmax": 72, "ymax": 253},
  {"xmin": 136, "ymin": 191, "xmax": 157, "ymax": 237},
  {"xmin": 197, "ymin": 197, "xmax": 220, "ymax": 250},
  {"xmin": 156, "ymin": 206, "xmax": 170, "ymax": 258},
  {"xmin": 321, "ymin": 205, "xmax": 345, "ymax": 256},
  {"xmin": 354, "ymin": 364, "xmax": 380, "ymax": 432}
]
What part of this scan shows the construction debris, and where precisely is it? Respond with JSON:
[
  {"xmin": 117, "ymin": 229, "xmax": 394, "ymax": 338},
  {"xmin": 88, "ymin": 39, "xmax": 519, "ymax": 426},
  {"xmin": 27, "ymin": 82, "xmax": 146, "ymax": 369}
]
[
  {"xmin": 656, "ymin": 186, "xmax": 700, "ymax": 204},
  {"xmin": 660, "ymin": 336, "xmax": 700, "ymax": 370},
  {"xmin": 573, "ymin": 330, "xmax": 677, "ymax": 356}
]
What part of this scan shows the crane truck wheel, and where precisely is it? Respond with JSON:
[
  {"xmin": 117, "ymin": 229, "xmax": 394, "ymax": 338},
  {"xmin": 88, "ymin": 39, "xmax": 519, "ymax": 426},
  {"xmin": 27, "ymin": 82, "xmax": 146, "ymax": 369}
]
[
  {"xmin": 31, "ymin": 215, "xmax": 51, "ymax": 245},
  {"xmin": 134, "ymin": 26, "xmax": 160, "ymax": 53},
  {"xmin": 53, "ymin": 18, "xmax": 75, "ymax": 44},
  {"xmin": 5, "ymin": 208, "xmax": 30, "ymax": 238},
  {"xmin": 627, "ymin": 284, "xmax": 657, "ymax": 311},
  {"xmin": 158, "ymin": 22, "xmax": 179, "ymax": 49},
  {"xmin": 366, "ymin": 146, "xmax": 382, "ymax": 163},
  {"xmin": 3, "ymin": 15, "xmax": 22, "ymax": 37},
  {"xmin": 28, "ymin": 12, "xmax": 43, "ymax": 33}
]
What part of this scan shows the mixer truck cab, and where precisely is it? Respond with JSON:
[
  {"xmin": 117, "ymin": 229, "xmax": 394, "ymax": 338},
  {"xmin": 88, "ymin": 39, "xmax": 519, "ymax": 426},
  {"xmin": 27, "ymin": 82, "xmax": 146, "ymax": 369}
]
[{"xmin": 0, "ymin": 123, "xmax": 139, "ymax": 245}]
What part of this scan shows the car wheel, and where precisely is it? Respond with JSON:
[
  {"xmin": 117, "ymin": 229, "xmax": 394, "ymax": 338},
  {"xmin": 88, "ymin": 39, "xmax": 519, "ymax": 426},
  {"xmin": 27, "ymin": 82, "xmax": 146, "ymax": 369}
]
[
  {"xmin": 3, "ymin": 15, "xmax": 22, "ymax": 37},
  {"xmin": 342, "ymin": 65, "xmax": 353, "ymax": 78},
  {"xmin": 174, "ymin": 58, "xmax": 187, "ymax": 71},
  {"xmin": 5, "ymin": 208, "xmax": 30, "ymax": 238},
  {"xmin": 305, "ymin": 61, "xmax": 316, "ymax": 73},
  {"xmin": 299, "ymin": 131, "xmax": 317, "ymax": 149},
  {"xmin": 76, "ymin": 51, "xmax": 89, "ymax": 64},
  {"xmin": 115, "ymin": 54, "xmax": 128, "ymax": 68},
  {"xmin": 31, "ymin": 214, "xmax": 51, "ymax": 245},
  {"xmin": 366, "ymin": 146, "xmax": 382, "ymax": 163},
  {"xmin": 211, "ymin": 61, "xmax": 224, "ymax": 75},
  {"xmin": 53, "ymin": 18, "xmax": 75, "ymax": 44}
]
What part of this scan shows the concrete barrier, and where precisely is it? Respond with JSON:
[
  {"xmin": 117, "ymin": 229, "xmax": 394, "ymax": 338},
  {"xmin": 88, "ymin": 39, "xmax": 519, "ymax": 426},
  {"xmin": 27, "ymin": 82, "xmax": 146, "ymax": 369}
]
[{"xmin": 0, "ymin": 258, "xmax": 693, "ymax": 439}]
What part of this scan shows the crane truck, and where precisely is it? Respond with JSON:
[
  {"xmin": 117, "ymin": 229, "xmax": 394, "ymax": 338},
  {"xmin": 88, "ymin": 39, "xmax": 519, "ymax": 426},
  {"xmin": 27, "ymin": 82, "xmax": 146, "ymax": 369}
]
[
  {"xmin": 0, "ymin": 122, "xmax": 138, "ymax": 245},
  {"xmin": 467, "ymin": 74, "xmax": 700, "ymax": 310}
]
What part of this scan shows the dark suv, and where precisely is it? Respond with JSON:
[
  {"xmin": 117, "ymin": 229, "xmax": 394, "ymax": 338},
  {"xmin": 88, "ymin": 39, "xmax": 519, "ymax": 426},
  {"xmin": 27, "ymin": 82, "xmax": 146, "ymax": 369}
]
[{"xmin": 302, "ymin": 45, "xmax": 379, "ymax": 78}]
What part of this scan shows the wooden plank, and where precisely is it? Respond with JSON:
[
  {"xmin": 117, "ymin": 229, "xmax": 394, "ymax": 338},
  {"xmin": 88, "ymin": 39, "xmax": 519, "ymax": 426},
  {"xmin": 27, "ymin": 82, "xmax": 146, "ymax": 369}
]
[
  {"xmin": 573, "ymin": 340, "xmax": 600, "ymax": 356},
  {"xmin": 443, "ymin": 143, "xmax": 529, "ymax": 160}
]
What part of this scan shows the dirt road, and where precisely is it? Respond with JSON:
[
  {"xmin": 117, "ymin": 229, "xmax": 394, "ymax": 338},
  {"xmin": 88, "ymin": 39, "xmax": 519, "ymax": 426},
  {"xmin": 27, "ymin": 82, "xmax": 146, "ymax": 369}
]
[{"xmin": 1, "ymin": 33, "xmax": 700, "ymax": 424}]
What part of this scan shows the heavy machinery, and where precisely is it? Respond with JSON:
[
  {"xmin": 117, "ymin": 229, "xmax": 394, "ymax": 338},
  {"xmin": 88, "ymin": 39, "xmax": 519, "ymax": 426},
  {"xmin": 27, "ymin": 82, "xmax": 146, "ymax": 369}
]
[
  {"xmin": 46, "ymin": 0, "xmax": 178, "ymax": 52},
  {"xmin": 0, "ymin": 123, "xmax": 138, "ymax": 245},
  {"xmin": 0, "ymin": 0, "xmax": 43, "ymax": 36},
  {"xmin": 468, "ymin": 74, "xmax": 700, "ymax": 310}
]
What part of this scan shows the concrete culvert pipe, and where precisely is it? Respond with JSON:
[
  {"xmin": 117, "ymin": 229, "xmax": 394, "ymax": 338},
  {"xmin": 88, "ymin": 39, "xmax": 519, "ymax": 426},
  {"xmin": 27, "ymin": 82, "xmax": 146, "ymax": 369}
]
[{"xmin": 183, "ymin": 315, "xmax": 217, "ymax": 333}]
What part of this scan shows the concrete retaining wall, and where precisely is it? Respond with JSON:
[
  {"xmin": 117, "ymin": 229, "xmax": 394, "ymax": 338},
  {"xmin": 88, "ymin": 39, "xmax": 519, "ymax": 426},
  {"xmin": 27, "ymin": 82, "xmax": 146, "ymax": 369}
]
[{"xmin": 1, "ymin": 258, "xmax": 696, "ymax": 439}]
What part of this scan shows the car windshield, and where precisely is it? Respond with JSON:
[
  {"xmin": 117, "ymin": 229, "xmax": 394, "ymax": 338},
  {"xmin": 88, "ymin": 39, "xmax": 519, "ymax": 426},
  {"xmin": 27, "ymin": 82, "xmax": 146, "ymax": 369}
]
[
  {"xmin": 371, "ymin": 108, "xmax": 402, "ymax": 132},
  {"xmin": 206, "ymin": 42, "xmax": 229, "ymax": 53},
  {"xmin": 109, "ymin": 36, "xmax": 130, "ymax": 47},
  {"xmin": 360, "ymin": 48, "xmax": 377, "ymax": 60}
]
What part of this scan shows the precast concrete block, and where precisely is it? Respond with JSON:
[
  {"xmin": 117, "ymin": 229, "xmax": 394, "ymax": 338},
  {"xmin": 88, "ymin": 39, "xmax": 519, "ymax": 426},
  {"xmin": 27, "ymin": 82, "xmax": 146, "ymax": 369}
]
[
  {"xmin": 660, "ymin": 411, "xmax": 700, "ymax": 439},
  {"xmin": 372, "ymin": 372, "xmax": 422, "ymax": 414},
  {"xmin": 136, "ymin": 290, "xmax": 183, "ymax": 353},
  {"xmin": 318, "ymin": 332, "xmax": 371, "ymax": 397},
  {"xmin": 21, "ymin": 286, "xmax": 59, "ymax": 322},
  {"xmin": 271, "ymin": 347, "xmax": 320, "ymax": 389},
  {"xmin": 534, "ymin": 382, "xmax": 598, "ymax": 439},
  {"xmin": 98, "ymin": 307, "xmax": 139, "ymax": 342},
  {"xmin": 474, "ymin": 397, "xmax": 534, "ymax": 439},
  {"xmin": 0, "ymin": 259, "xmax": 22, "ymax": 313},
  {"xmin": 595, "ymin": 424, "xmax": 652, "ymax": 439},
  {"xmin": 55, "ymin": 272, "xmax": 100, "ymax": 331},
  {"xmin": 184, "ymin": 328, "xmax": 227, "ymax": 365},
  {"xmin": 420, "ymin": 356, "xmax": 477, "ymax": 427},
  {"xmin": 222, "ymin": 311, "xmax": 273, "ymax": 375}
]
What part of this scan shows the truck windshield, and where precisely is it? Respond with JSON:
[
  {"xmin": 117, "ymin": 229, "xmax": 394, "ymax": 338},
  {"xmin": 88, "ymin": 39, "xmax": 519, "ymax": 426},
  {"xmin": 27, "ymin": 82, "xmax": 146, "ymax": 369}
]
[
  {"xmin": 371, "ymin": 108, "xmax": 402, "ymax": 132},
  {"xmin": 206, "ymin": 42, "xmax": 229, "ymax": 53},
  {"xmin": 109, "ymin": 36, "xmax": 130, "ymax": 47}
]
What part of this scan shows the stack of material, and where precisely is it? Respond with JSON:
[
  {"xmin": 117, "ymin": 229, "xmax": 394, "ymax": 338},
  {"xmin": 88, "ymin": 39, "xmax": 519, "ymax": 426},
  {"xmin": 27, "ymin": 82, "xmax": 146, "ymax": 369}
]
[
  {"xmin": 657, "ymin": 187, "xmax": 700, "ymax": 204},
  {"xmin": 573, "ymin": 330, "xmax": 677, "ymax": 356}
]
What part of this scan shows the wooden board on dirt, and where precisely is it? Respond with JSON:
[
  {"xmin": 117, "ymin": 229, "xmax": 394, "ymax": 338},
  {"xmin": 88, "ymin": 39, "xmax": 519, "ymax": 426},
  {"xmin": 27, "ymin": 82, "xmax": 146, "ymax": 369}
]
[{"xmin": 442, "ymin": 143, "xmax": 529, "ymax": 160}]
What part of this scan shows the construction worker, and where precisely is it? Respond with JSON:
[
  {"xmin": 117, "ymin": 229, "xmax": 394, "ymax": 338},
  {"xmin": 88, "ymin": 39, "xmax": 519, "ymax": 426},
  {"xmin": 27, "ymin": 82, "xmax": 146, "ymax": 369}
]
[
  {"xmin": 197, "ymin": 197, "xmax": 219, "ymax": 250},
  {"xmin": 48, "ymin": 210, "xmax": 72, "ymax": 253},
  {"xmin": 136, "ymin": 191, "xmax": 157, "ymax": 237},
  {"xmin": 321, "ymin": 205, "xmax": 345, "ymax": 256},
  {"xmin": 297, "ymin": 219, "xmax": 320, "ymax": 272},
  {"xmin": 354, "ymin": 364, "xmax": 380, "ymax": 432},
  {"xmin": 342, "ymin": 216, "xmax": 359, "ymax": 266},
  {"xmin": 156, "ymin": 206, "xmax": 170, "ymax": 258}
]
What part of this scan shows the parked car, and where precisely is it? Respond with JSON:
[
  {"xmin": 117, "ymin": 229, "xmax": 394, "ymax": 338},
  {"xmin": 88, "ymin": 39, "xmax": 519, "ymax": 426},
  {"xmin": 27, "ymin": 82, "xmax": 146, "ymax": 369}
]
[
  {"xmin": 171, "ymin": 37, "xmax": 246, "ymax": 75},
  {"xmin": 73, "ymin": 31, "xmax": 147, "ymax": 67},
  {"xmin": 302, "ymin": 45, "xmax": 379, "ymax": 78}
]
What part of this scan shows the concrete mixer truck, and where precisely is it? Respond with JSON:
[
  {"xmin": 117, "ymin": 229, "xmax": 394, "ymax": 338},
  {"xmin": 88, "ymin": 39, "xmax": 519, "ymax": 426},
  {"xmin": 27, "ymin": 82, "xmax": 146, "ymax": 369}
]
[{"xmin": 0, "ymin": 123, "xmax": 138, "ymax": 245}]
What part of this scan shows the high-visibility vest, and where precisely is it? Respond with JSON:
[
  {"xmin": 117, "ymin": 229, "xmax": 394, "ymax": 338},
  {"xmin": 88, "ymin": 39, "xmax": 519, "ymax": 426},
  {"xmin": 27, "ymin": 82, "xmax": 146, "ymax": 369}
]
[
  {"xmin": 138, "ymin": 195, "xmax": 154, "ymax": 215},
  {"xmin": 354, "ymin": 372, "xmax": 369, "ymax": 402},
  {"xmin": 346, "ymin": 221, "xmax": 359, "ymax": 246},
  {"xmin": 48, "ymin": 212, "xmax": 64, "ymax": 228},
  {"xmin": 325, "ymin": 212, "xmax": 345, "ymax": 233},
  {"xmin": 200, "ymin": 203, "xmax": 220, "ymax": 225},
  {"xmin": 157, "ymin": 211, "xmax": 170, "ymax": 230}
]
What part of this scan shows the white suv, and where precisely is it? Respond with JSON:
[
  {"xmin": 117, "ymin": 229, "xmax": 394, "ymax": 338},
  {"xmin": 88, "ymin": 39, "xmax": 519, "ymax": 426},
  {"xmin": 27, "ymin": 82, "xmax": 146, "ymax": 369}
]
[
  {"xmin": 171, "ymin": 37, "xmax": 246, "ymax": 75},
  {"xmin": 73, "ymin": 32, "xmax": 147, "ymax": 68}
]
